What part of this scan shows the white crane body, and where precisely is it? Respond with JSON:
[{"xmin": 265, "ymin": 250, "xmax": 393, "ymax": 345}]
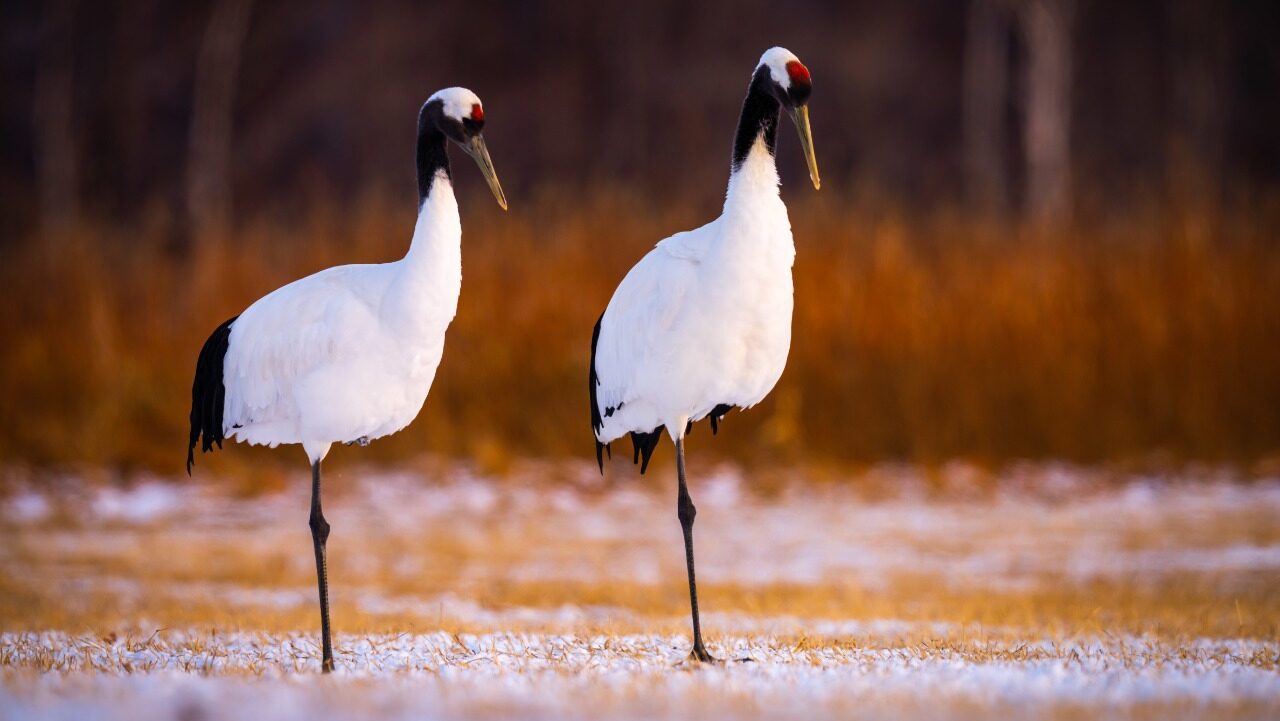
[
  {"xmin": 185, "ymin": 87, "xmax": 507, "ymax": 673},
  {"xmin": 222, "ymin": 185, "xmax": 462, "ymax": 463},
  {"xmin": 592, "ymin": 139, "xmax": 795, "ymax": 449},
  {"xmin": 586, "ymin": 48, "xmax": 820, "ymax": 662}
]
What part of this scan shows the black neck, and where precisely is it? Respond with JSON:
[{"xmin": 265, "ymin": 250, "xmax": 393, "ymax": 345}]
[
  {"xmin": 731, "ymin": 66, "xmax": 781, "ymax": 173},
  {"xmin": 416, "ymin": 103, "xmax": 451, "ymax": 207}
]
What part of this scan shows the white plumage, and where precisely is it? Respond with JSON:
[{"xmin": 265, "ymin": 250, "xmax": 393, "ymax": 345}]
[
  {"xmin": 186, "ymin": 87, "xmax": 505, "ymax": 673},
  {"xmin": 188, "ymin": 87, "xmax": 505, "ymax": 469},
  {"xmin": 223, "ymin": 184, "xmax": 462, "ymax": 463},
  {"xmin": 587, "ymin": 47, "xmax": 819, "ymax": 663},
  {"xmin": 592, "ymin": 138, "xmax": 796, "ymax": 445},
  {"xmin": 590, "ymin": 47, "xmax": 818, "ymax": 464}
]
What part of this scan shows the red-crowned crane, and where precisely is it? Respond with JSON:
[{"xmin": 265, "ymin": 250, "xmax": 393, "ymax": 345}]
[
  {"xmin": 187, "ymin": 87, "xmax": 507, "ymax": 672},
  {"xmin": 588, "ymin": 48, "xmax": 820, "ymax": 663}
]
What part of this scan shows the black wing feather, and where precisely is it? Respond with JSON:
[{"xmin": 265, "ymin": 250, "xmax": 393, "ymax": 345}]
[
  {"xmin": 589, "ymin": 312, "xmax": 612, "ymax": 472},
  {"xmin": 187, "ymin": 316, "xmax": 237, "ymax": 474}
]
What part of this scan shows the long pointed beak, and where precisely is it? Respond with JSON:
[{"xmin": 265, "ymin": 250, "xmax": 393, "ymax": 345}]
[
  {"xmin": 463, "ymin": 134, "xmax": 508, "ymax": 210},
  {"xmin": 788, "ymin": 105, "xmax": 821, "ymax": 190}
]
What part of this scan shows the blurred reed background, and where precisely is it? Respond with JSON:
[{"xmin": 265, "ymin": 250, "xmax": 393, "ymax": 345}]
[{"xmin": 1, "ymin": 0, "xmax": 1278, "ymax": 476}]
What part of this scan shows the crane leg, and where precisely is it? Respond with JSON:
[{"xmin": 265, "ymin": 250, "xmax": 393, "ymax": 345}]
[
  {"xmin": 308, "ymin": 460, "xmax": 335, "ymax": 672},
  {"xmin": 676, "ymin": 437, "xmax": 719, "ymax": 663}
]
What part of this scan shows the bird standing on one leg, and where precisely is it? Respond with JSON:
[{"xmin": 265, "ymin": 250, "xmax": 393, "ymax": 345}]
[
  {"xmin": 187, "ymin": 87, "xmax": 507, "ymax": 673},
  {"xmin": 588, "ymin": 48, "xmax": 821, "ymax": 663}
]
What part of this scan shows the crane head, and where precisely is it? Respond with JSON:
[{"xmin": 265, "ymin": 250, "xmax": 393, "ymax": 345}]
[
  {"xmin": 757, "ymin": 47, "xmax": 820, "ymax": 190},
  {"xmin": 422, "ymin": 87, "xmax": 508, "ymax": 210}
]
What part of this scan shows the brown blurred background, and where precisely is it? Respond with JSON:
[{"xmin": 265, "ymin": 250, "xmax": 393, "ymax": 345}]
[{"xmin": 1, "ymin": 0, "xmax": 1278, "ymax": 475}]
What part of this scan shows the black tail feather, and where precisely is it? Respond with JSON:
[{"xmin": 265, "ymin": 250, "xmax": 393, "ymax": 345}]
[
  {"xmin": 630, "ymin": 428, "xmax": 662, "ymax": 474},
  {"xmin": 187, "ymin": 316, "xmax": 237, "ymax": 474},
  {"xmin": 708, "ymin": 403, "xmax": 734, "ymax": 435},
  {"xmin": 595, "ymin": 440, "xmax": 612, "ymax": 474}
]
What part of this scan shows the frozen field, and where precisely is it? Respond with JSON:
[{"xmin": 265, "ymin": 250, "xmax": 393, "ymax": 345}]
[{"xmin": 1, "ymin": 462, "xmax": 1278, "ymax": 720}]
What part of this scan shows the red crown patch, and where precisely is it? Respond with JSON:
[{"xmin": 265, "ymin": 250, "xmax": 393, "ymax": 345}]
[{"xmin": 785, "ymin": 60, "xmax": 811, "ymax": 86}]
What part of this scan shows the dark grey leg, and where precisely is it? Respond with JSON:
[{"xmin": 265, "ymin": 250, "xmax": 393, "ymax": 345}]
[
  {"xmin": 676, "ymin": 437, "xmax": 718, "ymax": 663},
  {"xmin": 309, "ymin": 460, "xmax": 335, "ymax": 672}
]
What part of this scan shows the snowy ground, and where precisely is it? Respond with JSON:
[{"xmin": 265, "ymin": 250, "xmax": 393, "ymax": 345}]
[
  {"xmin": 3, "ymin": 630, "xmax": 1277, "ymax": 721},
  {"xmin": 1, "ymin": 462, "xmax": 1278, "ymax": 720}
]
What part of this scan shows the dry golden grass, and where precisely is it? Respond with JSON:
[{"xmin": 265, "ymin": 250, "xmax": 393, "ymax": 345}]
[
  {"xmin": 1, "ymin": 473, "xmax": 1277, "ymax": 641},
  {"xmin": 2, "ymin": 191, "xmax": 1279, "ymax": 475},
  {"xmin": 3, "ymin": 565, "xmax": 1277, "ymax": 644}
]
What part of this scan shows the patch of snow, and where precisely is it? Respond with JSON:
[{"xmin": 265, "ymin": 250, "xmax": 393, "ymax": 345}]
[
  {"xmin": 1, "ymin": 631, "xmax": 1276, "ymax": 721},
  {"xmin": 90, "ymin": 483, "xmax": 185, "ymax": 523},
  {"xmin": 4, "ymin": 491, "xmax": 51, "ymax": 523}
]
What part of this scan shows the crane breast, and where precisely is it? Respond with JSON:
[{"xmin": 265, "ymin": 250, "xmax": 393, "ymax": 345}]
[
  {"xmin": 221, "ymin": 264, "xmax": 431, "ymax": 446},
  {"xmin": 590, "ymin": 224, "xmax": 794, "ymax": 447}
]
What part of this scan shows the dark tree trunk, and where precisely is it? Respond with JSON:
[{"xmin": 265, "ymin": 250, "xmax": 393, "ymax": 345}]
[
  {"xmin": 186, "ymin": 0, "xmax": 254, "ymax": 241},
  {"xmin": 1166, "ymin": 0, "xmax": 1228, "ymax": 205},
  {"xmin": 1019, "ymin": 0, "xmax": 1075, "ymax": 226},
  {"xmin": 964, "ymin": 0, "xmax": 1012, "ymax": 217},
  {"xmin": 34, "ymin": 0, "xmax": 78, "ymax": 234}
]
